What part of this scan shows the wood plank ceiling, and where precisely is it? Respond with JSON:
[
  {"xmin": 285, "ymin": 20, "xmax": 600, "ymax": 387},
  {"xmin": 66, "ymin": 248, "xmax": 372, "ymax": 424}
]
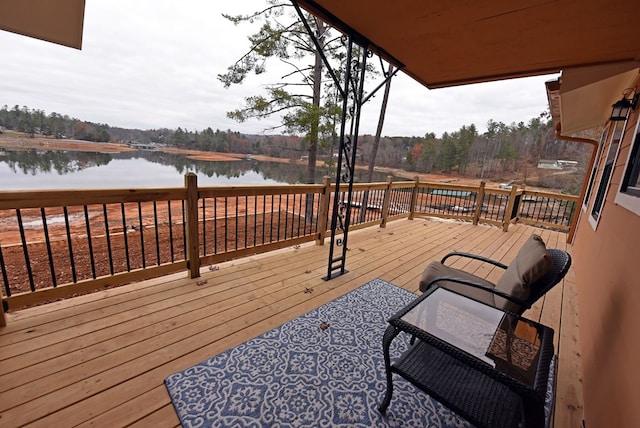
[
  {"xmin": 295, "ymin": 0, "xmax": 640, "ymax": 89},
  {"xmin": 0, "ymin": 0, "xmax": 85, "ymax": 49}
]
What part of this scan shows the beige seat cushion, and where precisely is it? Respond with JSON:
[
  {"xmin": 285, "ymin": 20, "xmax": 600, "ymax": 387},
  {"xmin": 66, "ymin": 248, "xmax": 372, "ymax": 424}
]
[
  {"xmin": 419, "ymin": 261, "xmax": 497, "ymax": 308},
  {"xmin": 495, "ymin": 234, "xmax": 552, "ymax": 312}
]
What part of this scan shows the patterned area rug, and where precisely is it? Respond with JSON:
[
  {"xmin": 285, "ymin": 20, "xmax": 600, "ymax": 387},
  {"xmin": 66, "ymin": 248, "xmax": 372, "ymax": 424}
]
[{"xmin": 165, "ymin": 278, "xmax": 554, "ymax": 427}]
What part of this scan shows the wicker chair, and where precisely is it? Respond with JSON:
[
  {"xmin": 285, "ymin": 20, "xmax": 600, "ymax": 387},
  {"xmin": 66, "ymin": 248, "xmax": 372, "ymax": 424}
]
[{"xmin": 419, "ymin": 237, "xmax": 572, "ymax": 315}]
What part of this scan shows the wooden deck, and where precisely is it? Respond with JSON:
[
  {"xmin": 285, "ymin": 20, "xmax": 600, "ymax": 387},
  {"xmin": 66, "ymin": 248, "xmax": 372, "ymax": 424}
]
[{"xmin": 0, "ymin": 217, "xmax": 583, "ymax": 427}]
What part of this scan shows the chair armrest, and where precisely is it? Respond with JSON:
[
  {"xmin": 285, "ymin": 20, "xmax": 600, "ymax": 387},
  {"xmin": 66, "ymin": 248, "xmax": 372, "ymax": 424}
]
[
  {"xmin": 440, "ymin": 252, "xmax": 508, "ymax": 270},
  {"xmin": 425, "ymin": 276, "xmax": 527, "ymax": 306}
]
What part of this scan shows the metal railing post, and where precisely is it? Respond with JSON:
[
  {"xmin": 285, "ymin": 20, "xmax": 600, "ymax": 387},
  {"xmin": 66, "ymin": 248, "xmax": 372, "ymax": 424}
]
[
  {"xmin": 380, "ymin": 176, "xmax": 393, "ymax": 228},
  {"xmin": 185, "ymin": 173, "xmax": 200, "ymax": 278}
]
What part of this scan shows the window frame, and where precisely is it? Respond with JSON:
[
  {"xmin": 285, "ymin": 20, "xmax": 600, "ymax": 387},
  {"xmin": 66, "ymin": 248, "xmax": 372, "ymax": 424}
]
[
  {"xmin": 589, "ymin": 119, "xmax": 627, "ymax": 229},
  {"xmin": 582, "ymin": 127, "xmax": 610, "ymax": 211},
  {"xmin": 615, "ymin": 116, "xmax": 640, "ymax": 215}
]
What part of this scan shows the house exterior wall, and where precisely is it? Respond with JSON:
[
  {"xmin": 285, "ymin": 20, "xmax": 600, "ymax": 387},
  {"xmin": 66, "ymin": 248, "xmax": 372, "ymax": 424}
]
[{"xmin": 573, "ymin": 106, "xmax": 640, "ymax": 427}]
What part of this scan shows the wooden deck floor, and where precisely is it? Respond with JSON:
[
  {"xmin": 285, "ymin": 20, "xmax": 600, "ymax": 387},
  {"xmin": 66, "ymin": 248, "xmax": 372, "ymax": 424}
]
[{"xmin": 0, "ymin": 217, "xmax": 583, "ymax": 427}]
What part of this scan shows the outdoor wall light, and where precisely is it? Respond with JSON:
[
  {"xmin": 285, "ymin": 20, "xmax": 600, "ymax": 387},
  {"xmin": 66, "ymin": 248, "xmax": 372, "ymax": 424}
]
[{"xmin": 610, "ymin": 90, "xmax": 639, "ymax": 121}]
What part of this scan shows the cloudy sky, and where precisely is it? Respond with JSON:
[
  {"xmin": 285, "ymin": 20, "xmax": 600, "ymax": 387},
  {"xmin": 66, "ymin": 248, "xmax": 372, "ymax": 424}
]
[{"xmin": 1, "ymin": 0, "xmax": 558, "ymax": 138}]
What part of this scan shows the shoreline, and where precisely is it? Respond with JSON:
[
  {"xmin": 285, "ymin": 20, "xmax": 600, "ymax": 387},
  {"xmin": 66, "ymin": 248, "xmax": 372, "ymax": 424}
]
[{"xmin": 0, "ymin": 134, "xmax": 529, "ymax": 189}]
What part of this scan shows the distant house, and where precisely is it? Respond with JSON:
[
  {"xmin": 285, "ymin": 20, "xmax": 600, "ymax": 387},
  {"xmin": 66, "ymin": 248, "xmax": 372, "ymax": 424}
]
[
  {"xmin": 537, "ymin": 159, "xmax": 578, "ymax": 169},
  {"xmin": 556, "ymin": 159, "xmax": 578, "ymax": 168},
  {"xmin": 127, "ymin": 142, "xmax": 158, "ymax": 150}
]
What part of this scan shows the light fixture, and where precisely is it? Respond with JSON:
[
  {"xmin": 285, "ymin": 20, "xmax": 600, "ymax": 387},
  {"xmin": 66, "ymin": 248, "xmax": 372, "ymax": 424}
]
[{"xmin": 610, "ymin": 90, "xmax": 639, "ymax": 122}]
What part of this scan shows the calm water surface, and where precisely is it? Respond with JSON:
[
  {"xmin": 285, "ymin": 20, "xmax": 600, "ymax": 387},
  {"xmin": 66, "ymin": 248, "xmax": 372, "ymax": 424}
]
[{"xmin": 0, "ymin": 149, "xmax": 398, "ymax": 190}]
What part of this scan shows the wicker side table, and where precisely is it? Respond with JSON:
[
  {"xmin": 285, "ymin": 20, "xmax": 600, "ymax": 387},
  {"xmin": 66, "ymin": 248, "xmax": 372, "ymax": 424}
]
[{"xmin": 378, "ymin": 287, "xmax": 554, "ymax": 428}]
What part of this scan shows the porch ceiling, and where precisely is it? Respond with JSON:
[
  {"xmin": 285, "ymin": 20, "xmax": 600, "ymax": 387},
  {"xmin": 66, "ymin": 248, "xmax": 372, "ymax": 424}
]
[
  {"xmin": 0, "ymin": 0, "xmax": 85, "ymax": 49},
  {"xmin": 295, "ymin": 0, "xmax": 640, "ymax": 89}
]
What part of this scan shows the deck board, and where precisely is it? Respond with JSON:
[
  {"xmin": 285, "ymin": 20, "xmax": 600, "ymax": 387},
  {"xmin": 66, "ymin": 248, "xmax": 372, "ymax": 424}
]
[{"xmin": 0, "ymin": 217, "xmax": 581, "ymax": 427}]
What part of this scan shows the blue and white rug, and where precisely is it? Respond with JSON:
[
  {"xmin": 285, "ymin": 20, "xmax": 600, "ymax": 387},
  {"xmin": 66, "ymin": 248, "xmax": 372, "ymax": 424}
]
[{"xmin": 165, "ymin": 278, "xmax": 555, "ymax": 427}]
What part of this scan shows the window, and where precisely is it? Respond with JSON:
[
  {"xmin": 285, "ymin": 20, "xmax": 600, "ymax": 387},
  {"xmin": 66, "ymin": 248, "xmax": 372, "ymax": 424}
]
[
  {"xmin": 615, "ymin": 117, "xmax": 640, "ymax": 215},
  {"xmin": 583, "ymin": 127, "xmax": 610, "ymax": 210},
  {"xmin": 621, "ymin": 129, "xmax": 640, "ymax": 197},
  {"xmin": 590, "ymin": 121, "xmax": 625, "ymax": 227}
]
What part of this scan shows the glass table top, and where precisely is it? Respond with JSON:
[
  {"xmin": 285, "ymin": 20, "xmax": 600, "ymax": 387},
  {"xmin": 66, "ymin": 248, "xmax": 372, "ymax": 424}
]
[{"xmin": 393, "ymin": 287, "xmax": 548, "ymax": 387}]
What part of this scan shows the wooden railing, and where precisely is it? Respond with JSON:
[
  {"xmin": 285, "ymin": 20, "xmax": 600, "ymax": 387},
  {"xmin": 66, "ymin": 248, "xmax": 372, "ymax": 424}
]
[
  {"xmin": 411, "ymin": 180, "xmax": 579, "ymax": 232},
  {"xmin": 0, "ymin": 174, "xmax": 578, "ymax": 323}
]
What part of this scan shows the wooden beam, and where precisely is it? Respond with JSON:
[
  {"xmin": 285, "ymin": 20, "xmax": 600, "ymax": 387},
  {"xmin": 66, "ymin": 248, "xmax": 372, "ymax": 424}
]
[{"xmin": 184, "ymin": 174, "xmax": 200, "ymax": 279}]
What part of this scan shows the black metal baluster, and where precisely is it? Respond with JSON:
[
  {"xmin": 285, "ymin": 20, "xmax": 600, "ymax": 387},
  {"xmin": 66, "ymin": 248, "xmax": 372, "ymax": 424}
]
[
  {"xmin": 84, "ymin": 205, "xmax": 96, "ymax": 279},
  {"xmin": 224, "ymin": 198, "xmax": 228, "ymax": 253},
  {"xmin": 253, "ymin": 195, "xmax": 258, "ymax": 247},
  {"xmin": 103, "ymin": 204, "xmax": 114, "ymax": 276},
  {"xmin": 306, "ymin": 193, "xmax": 312, "ymax": 233},
  {"xmin": 284, "ymin": 194, "xmax": 289, "ymax": 240},
  {"xmin": 153, "ymin": 201, "xmax": 160, "ymax": 265},
  {"xmin": 202, "ymin": 198, "xmax": 207, "ymax": 256},
  {"xmin": 138, "ymin": 202, "xmax": 145, "ymax": 268},
  {"xmin": 296, "ymin": 193, "xmax": 302, "ymax": 236},
  {"xmin": 244, "ymin": 195, "xmax": 248, "ymax": 249},
  {"xmin": 121, "ymin": 203, "xmax": 131, "ymax": 272},
  {"xmin": 373, "ymin": 189, "xmax": 379, "ymax": 221},
  {"xmin": 566, "ymin": 202, "xmax": 575, "ymax": 226},
  {"xmin": 235, "ymin": 196, "xmax": 239, "ymax": 250},
  {"xmin": 261, "ymin": 195, "xmax": 266, "ymax": 245},
  {"xmin": 270, "ymin": 194, "xmax": 275, "ymax": 243},
  {"xmin": 540, "ymin": 198, "xmax": 547, "ymax": 222},
  {"xmin": 307, "ymin": 194, "xmax": 313, "ymax": 233},
  {"xmin": 41, "ymin": 208, "xmax": 57, "ymax": 287},
  {"xmin": 278, "ymin": 194, "xmax": 284, "ymax": 240},
  {"xmin": 213, "ymin": 197, "xmax": 218, "ymax": 254},
  {"xmin": 168, "ymin": 201, "xmax": 175, "ymax": 262},
  {"xmin": 16, "ymin": 210, "xmax": 35, "ymax": 291},
  {"xmin": 63, "ymin": 206, "xmax": 77, "ymax": 282},
  {"xmin": 0, "ymin": 244, "xmax": 10, "ymax": 297},
  {"xmin": 292, "ymin": 193, "xmax": 298, "ymax": 236},
  {"xmin": 181, "ymin": 200, "xmax": 187, "ymax": 257}
]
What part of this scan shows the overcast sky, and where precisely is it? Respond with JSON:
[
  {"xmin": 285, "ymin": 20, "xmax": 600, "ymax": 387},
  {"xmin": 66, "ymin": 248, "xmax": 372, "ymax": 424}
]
[{"xmin": 1, "ymin": 0, "xmax": 559, "ymax": 138}]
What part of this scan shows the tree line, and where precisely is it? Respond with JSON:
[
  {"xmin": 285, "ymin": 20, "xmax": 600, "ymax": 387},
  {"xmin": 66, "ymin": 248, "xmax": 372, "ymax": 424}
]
[
  {"xmin": 1, "ymin": 102, "xmax": 593, "ymax": 194},
  {"xmin": 0, "ymin": 104, "xmax": 110, "ymax": 142}
]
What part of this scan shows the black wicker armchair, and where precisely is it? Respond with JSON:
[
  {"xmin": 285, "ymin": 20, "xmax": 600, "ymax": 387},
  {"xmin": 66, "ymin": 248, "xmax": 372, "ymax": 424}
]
[{"xmin": 419, "ymin": 235, "xmax": 572, "ymax": 315}]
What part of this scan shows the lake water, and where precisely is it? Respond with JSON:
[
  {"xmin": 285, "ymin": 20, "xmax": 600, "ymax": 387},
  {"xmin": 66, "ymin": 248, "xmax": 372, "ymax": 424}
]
[{"xmin": 0, "ymin": 149, "xmax": 399, "ymax": 190}]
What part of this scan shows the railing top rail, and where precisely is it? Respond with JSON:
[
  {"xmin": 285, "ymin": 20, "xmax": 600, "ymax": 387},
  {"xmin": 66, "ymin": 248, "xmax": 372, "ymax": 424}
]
[
  {"xmin": 481, "ymin": 187, "xmax": 512, "ymax": 196},
  {"xmin": 350, "ymin": 182, "xmax": 390, "ymax": 191},
  {"xmin": 389, "ymin": 181, "xmax": 416, "ymax": 189},
  {"xmin": 198, "ymin": 183, "xmax": 324, "ymax": 198},
  {"xmin": 417, "ymin": 181, "xmax": 480, "ymax": 193},
  {"xmin": 0, "ymin": 188, "xmax": 187, "ymax": 210},
  {"xmin": 521, "ymin": 189, "xmax": 580, "ymax": 201}
]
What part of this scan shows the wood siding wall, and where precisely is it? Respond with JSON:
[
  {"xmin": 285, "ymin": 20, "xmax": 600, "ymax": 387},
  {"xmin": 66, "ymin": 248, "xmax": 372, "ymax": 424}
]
[{"xmin": 574, "ymin": 99, "xmax": 640, "ymax": 427}]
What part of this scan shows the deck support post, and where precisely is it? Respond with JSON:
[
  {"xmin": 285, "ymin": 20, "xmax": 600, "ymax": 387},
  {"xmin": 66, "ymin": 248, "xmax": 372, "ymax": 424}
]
[
  {"xmin": 473, "ymin": 181, "xmax": 486, "ymax": 225},
  {"xmin": 292, "ymin": 1, "xmax": 402, "ymax": 280},
  {"xmin": 185, "ymin": 173, "xmax": 200, "ymax": 278},
  {"xmin": 323, "ymin": 37, "xmax": 363, "ymax": 279},
  {"xmin": 380, "ymin": 176, "xmax": 393, "ymax": 228},
  {"xmin": 503, "ymin": 185, "xmax": 519, "ymax": 232},
  {"xmin": 408, "ymin": 176, "xmax": 420, "ymax": 220}
]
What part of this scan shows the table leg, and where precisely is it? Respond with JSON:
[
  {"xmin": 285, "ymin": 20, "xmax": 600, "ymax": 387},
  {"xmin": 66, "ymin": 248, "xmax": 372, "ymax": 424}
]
[{"xmin": 378, "ymin": 325, "xmax": 400, "ymax": 414}]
